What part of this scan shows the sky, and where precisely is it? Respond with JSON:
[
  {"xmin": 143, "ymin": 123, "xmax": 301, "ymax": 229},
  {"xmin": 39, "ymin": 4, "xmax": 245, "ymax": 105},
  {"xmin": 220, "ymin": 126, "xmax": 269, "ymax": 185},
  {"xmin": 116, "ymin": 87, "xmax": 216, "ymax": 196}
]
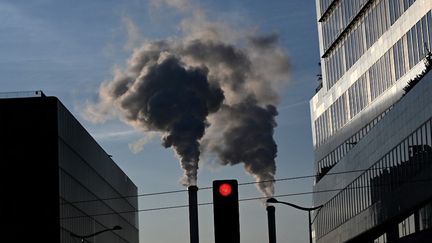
[{"xmin": 0, "ymin": 0, "xmax": 320, "ymax": 242}]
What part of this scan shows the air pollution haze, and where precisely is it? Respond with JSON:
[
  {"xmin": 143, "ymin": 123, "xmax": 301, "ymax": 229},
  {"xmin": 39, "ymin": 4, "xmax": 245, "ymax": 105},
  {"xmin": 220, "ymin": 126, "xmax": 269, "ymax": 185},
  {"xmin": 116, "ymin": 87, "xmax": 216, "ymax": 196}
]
[{"xmin": 84, "ymin": 0, "xmax": 290, "ymax": 196}]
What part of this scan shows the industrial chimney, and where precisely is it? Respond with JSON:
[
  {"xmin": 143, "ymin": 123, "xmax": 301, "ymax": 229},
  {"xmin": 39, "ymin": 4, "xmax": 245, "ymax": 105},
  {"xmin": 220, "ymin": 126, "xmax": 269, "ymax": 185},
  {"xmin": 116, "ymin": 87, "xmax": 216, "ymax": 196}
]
[
  {"xmin": 188, "ymin": 186, "xmax": 199, "ymax": 243},
  {"xmin": 267, "ymin": 205, "xmax": 276, "ymax": 243}
]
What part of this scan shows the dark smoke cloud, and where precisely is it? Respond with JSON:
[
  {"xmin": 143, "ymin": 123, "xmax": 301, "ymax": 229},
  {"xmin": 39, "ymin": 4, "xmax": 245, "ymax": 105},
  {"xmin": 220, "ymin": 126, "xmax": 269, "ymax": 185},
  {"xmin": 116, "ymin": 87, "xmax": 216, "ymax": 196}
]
[
  {"xmin": 138, "ymin": 57, "xmax": 223, "ymax": 186},
  {"xmin": 180, "ymin": 40, "xmax": 251, "ymax": 92},
  {"xmin": 201, "ymin": 97, "xmax": 278, "ymax": 196},
  {"xmin": 85, "ymin": 6, "xmax": 290, "ymax": 193},
  {"xmin": 95, "ymin": 50, "xmax": 224, "ymax": 185}
]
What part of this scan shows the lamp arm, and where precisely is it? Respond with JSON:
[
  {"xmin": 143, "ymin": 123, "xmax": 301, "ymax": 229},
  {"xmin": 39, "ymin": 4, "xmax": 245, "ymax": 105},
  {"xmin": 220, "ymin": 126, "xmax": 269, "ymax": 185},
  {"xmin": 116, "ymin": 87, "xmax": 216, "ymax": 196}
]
[
  {"xmin": 277, "ymin": 201, "xmax": 323, "ymax": 212},
  {"xmin": 79, "ymin": 228, "xmax": 113, "ymax": 238},
  {"xmin": 70, "ymin": 226, "xmax": 121, "ymax": 239}
]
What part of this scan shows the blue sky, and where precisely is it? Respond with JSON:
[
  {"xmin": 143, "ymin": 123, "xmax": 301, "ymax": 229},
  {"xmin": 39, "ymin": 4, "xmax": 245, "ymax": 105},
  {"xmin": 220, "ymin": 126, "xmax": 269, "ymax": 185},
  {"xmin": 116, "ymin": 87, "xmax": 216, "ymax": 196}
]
[{"xmin": 0, "ymin": 0, "xmax": 320, "ymax": 242}]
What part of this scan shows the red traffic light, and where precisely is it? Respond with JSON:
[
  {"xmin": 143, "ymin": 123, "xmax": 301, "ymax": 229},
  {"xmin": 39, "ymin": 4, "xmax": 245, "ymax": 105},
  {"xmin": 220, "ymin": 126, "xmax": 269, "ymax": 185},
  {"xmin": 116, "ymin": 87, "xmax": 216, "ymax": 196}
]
[
  {"xmin": 213, "ymin": 180, "xmax": 240, "ymax": 243},
  {"xmin": 219, "ymin": 183, "xmax": 232, "ymax": 197}
]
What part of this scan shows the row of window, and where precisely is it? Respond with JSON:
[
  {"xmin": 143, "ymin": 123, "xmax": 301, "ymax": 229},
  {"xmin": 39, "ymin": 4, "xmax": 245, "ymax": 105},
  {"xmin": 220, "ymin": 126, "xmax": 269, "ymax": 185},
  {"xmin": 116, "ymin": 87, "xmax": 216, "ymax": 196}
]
[
  {"xmin": 315, "ymin": 117, "xmax": 432, "ymax": 239},
  {"xmin": 57, "ymin": 101, "xmax": 139, "ymax": 205},
  {"xmin": 314, "ymin": 11, "xmax": 432, "ymax": 148},
  {"xmin": 373, "ymin": 202, "xmax": 432, "ymax": 242},
  {"xmin": 369, "ymin": 50, "xmax": 393, "ymax": 100},
  {"xmin": 407, "ymin": 14, "xmax": 432, "ymax": 69},
  {"xmin": 316, "ymin": 108, "xmax": 392, "ymax": 182},
  {"xmin": 60, "ymin": 202, "xmax": 132, "ymax": 243},
  {"xmin": 330, "ymin": 94, "xmax": 348, "ymax": 132},
  {"xmin": 374, "ymin": 233, "xmax": 387, "ymax": 243},
  {"xmin": 399, "ymin": 203, "xmax": 432, "ymax": 238},
  {"xmin": 323, "ymin": 0, "xmax": 416, "ymax": 89},
  {"xmin": 59, "ymin": 169, "xmax": 138, "ymax": 243},
  {"xmin": 344, "ymin": 19, "xmax": 366, "ymax": 70},
  {"xmin": 59, "ymin": 140, "xmax": 138, "ymax": 227},
  {"xmin": 318, "ymin": 0, "xmax": 336, "ymax": 18},
  {"xmin": 399, "ymin": 213, "xmax": 416, "ymax": 238},
  {"xmin": 315, "ymin": 109, "xmax": 331, "ymax": 148},
  {"xmin": 348, "ymin": 73, "xmax": 369, "ymax": 118},
  {"xmin": 321, "ymin": 0, "xmax": 368, "ymax": 51}
]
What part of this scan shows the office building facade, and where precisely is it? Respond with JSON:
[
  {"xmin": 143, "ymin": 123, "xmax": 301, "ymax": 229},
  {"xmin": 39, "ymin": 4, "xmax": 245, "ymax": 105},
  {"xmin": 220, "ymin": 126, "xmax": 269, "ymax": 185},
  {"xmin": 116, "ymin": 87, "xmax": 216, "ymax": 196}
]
[
  {"xmin": 310, "ymin": 0, "xmax": 432, "ymax": 242},
  {"xmin": 0, "ymin": 92, "xmax": 139, "ymax": 243}
]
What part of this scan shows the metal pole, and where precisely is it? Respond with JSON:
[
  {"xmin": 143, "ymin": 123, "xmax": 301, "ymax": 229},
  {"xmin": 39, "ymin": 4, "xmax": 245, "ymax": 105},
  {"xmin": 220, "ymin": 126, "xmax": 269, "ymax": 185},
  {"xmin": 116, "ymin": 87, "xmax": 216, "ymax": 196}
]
[
  {"xmin": 267, "ymin": 206, "xmax": 277, "ymax": 243},
  {"xmin": 308, "ymin": 210, "xmax": 312, "ymax": 243},
  {"xmin": 188, "ymin": 186, "xmax": 199, "ymax": 243},
  {"xmin": 266, "ymin": 198, "xmax": 323, "ymax": 243}
]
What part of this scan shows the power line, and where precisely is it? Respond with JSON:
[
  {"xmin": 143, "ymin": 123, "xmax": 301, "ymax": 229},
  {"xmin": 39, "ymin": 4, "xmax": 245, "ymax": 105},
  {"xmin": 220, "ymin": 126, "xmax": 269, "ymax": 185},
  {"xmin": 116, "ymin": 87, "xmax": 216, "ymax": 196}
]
[
  {"xmin": 60, "ymin": 193, "xmax": 304, "ymax": 220},
  {"xmin": 62, "ymin": 167, "xmax": 377, "ymax": 205},
  {"xmin": 60, "ymin": 177, "xmax": 432, "ymax": 220}
]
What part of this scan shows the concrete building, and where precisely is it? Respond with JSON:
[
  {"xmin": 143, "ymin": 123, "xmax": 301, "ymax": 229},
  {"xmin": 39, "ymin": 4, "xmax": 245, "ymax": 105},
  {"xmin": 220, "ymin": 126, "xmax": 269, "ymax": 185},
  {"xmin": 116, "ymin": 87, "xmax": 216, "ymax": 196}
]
[
  {"xmin": 310, "ymin": 0, "xmax": 432, "ymax": 242},
  {"xmin": 0, "ymin": 92, "xmax": 139, "ymax": 243}
]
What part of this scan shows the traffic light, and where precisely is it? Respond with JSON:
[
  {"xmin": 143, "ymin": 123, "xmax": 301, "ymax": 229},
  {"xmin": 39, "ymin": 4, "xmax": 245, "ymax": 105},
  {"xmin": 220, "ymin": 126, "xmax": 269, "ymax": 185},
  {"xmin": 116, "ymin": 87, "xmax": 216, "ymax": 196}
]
[{"xmin": 212, "ymin": 180, "xmax": 240, "ymax": 243}]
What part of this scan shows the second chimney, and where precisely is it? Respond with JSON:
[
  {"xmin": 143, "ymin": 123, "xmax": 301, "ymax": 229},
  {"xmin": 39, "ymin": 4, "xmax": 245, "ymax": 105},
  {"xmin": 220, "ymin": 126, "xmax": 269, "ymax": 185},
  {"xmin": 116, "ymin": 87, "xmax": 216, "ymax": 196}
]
[
  {"xmin": 267, "ymin": 205, "xmax": 276, "ymax": 243},
  {"xmin": 188, "ymin": 186, "xmax": 199, "ymax": 243}
]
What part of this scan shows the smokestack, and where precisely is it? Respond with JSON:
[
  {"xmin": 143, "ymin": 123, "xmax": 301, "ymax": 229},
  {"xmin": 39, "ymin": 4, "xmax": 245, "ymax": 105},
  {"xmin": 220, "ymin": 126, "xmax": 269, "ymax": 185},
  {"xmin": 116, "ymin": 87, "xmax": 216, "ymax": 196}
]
[
  {"xmin": 267, "ymin": 205, "xmax": 276, "ymax": 243},
  {"xmin": 188, "ymin": 186, "xmax": 199, "ymax": 243}
]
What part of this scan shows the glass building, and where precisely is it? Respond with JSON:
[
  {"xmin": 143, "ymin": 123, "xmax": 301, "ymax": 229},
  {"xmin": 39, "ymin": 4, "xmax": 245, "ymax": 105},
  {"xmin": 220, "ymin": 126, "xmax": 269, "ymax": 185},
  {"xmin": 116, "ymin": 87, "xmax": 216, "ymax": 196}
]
[
  {"xmin": 310, "ymin": 0, "xmax": 432, "ymax": 242},
  {"xmin": 0, "ymin": 93, "xmax": 139, "ymax": 243}
]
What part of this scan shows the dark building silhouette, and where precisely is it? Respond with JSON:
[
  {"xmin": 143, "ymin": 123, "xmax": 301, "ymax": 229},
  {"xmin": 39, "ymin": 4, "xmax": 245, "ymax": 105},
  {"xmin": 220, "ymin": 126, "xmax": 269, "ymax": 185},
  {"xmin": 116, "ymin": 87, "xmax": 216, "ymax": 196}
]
[
  {"xmin": 0, "ymin": 92, "xmax": 139, "ymax": 243},
  {"xmin": 311, "ymin": 1, "xmax": 432, "ymax": 242}
]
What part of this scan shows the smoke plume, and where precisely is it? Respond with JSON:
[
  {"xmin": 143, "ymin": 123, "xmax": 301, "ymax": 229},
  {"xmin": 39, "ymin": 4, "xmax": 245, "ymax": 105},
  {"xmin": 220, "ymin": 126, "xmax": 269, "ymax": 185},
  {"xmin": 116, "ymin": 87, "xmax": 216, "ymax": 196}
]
[
  {"xmin": 85, "ymin": 1, "xmax": 289, "ymax": 194},
  {"xmin": 201, "ymin": 98, "xmax": 278, "ymax": 196}
]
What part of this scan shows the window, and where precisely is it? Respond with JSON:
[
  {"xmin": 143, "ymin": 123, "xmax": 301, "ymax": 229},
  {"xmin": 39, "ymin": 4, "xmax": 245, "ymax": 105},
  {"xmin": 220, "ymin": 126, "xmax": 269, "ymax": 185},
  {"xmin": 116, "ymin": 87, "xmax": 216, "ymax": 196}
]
[{"xmin": 399, "ymin": 214, "xmax": 416, "ymax": 237}]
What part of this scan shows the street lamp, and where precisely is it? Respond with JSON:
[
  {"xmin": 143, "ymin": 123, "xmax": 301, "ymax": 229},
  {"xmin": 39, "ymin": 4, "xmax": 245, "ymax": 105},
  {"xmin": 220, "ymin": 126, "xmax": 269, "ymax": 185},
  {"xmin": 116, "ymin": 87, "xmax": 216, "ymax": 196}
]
[
  {"xmin": 70, "ymin": 225, "xmax": 122, "ymax": 242},
  {"xmin": 267, "ymin": 198, "xmax": 323, "ymax": 243}
]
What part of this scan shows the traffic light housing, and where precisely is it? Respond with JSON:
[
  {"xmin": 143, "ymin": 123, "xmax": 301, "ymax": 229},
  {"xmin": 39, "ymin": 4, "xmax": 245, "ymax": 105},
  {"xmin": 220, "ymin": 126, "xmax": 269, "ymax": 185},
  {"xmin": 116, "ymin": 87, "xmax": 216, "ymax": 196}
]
[{"xmin": 213, "ymin": 180, "xmax": 240, "ymax": 243}]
